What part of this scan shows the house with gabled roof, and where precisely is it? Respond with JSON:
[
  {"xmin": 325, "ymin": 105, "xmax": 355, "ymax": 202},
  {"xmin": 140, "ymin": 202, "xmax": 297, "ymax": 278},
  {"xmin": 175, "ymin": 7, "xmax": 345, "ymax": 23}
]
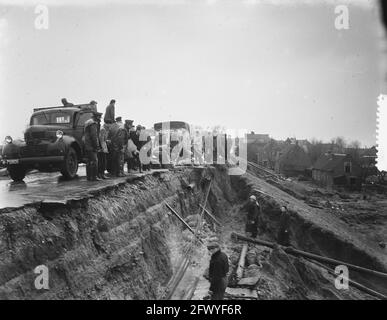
[
  {"xmin": 312, "ymin": 152, "xmax": 362, "ymax": 188},
  {"xmin": 274, "ymin": 143, "xmax": 312, "ymax": 176}
]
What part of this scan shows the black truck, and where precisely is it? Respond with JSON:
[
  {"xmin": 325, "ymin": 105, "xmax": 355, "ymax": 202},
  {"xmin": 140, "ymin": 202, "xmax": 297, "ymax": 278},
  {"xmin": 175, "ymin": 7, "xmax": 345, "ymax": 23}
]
[{"xmin": 1, "ymin": 104, "xmax": 96, "ymax": 181}]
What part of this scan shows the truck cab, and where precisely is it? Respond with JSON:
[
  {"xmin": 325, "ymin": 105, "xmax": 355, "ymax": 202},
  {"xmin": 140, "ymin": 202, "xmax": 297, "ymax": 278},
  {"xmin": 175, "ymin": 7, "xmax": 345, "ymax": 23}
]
[{"xmin": 1, "ymin": 104, "xmax": 96, "ymax": 181}]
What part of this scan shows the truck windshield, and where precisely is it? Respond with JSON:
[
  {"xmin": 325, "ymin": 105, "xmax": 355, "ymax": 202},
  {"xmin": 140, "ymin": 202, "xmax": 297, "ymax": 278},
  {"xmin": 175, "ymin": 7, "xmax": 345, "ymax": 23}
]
[
  {"xmin": 31, "ymin": 112, "xmax": 71, "ymax": 125},
  {"xmin": 154, "ymin": 121, "xmax": 190, "ymax": 133}
]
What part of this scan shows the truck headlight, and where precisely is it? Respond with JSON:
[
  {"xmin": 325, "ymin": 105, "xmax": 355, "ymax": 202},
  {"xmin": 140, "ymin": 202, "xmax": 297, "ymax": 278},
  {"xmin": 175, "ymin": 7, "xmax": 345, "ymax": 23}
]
[
  {"xmin": 5, "ymin": 136, "xmax": 12, "ymax": 144},
  {"xmin": 56, "ymin": 130, "xmax": 64, "ymax": 139}
]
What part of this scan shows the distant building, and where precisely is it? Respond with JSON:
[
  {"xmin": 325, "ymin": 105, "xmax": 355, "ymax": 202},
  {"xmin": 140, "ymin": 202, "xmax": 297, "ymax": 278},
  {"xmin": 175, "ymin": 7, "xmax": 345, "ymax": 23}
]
[
  {"xmin": 319, "ymin": 143, "xmax": 343, "ymax": 154},
  {"xmin": 246, "ymin": 132, "xmax": 271, "ymax": 163},
  {"xmin": 246, "ymin": 132, "xmax": 270, "ymax": 144},
  {"xmin": 296, "ymin": 139, "xmax": 312, "ymax": 153},
  {"xmin": 312, "ymin": 153, "xmax": 362, "ymax": 188},
  {"xmin": 274, "ymin": 143, "xmax": 312, "ymax": 176}
]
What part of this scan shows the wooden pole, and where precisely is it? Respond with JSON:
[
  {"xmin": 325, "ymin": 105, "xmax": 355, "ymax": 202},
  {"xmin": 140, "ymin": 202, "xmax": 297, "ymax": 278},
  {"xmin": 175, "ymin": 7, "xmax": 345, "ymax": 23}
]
[
  {"xmin": 231, "ymin": 232, "xmax": 387, "ymax": 280},
  {"xmin": 165, "ymin": 202, "xmax": 204, "ymax": 244},
  {"xmin": 307, "ymin": 259, "xmax": 387, "ymax": 300},
  {"xmin": 182, "ymin": 276, "xmax": 200, "ymax": 300},
  {"xmin": 236, "ymin": 243, "xmax": 249, "ymax": 281},
  {"xmin": 199, "ymin": 204, "xmax": 222, "ymax": 226},
  {"xmin": 165, "ymin": 255, "xmax": 189, "ymax": 291},
  {"xmin": 166, "ymin": 257, "xmax": 190, "ymax": 300}
]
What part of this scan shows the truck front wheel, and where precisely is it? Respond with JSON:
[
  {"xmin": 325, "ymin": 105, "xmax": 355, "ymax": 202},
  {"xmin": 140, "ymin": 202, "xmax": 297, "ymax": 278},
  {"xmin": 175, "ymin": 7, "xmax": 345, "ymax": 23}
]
[
  {"xmin": 61, "ymin": 147, "xmax": 78, "ymax": 179},
  {"xmin": 8, "ymin": 164, "xmax": 26, "ymax": 181}
]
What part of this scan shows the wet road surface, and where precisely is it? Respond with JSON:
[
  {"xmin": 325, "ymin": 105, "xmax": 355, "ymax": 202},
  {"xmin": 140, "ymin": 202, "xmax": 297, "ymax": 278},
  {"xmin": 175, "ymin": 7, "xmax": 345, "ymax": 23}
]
[{"xmin": 0, "ymin": 166, "xmax": 168, "ymax": 211}]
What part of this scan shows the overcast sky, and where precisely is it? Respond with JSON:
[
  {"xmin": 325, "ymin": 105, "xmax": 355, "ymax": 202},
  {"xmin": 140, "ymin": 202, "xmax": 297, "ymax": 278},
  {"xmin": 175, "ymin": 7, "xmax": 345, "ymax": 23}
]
[{"xmin": 0, "ymin": 0, "xmax": 384, "ymax": 147}]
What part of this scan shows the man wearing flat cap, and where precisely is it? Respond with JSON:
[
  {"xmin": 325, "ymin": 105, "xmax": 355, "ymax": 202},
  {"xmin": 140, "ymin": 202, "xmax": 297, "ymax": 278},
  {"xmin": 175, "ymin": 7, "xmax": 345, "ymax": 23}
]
[
  {"xmin": 116, "ymin": 117, "xmax": 127, "ymax": 176},
  {"xmin": 84, "ymin": 111, "xmax": 103, "ymax": 181},
  {"xmin": 125, "ymin": 119, "xmax": 134, "ymax": 128},
  {"xmin": 242, "ymin": 194, "xmax": 261, "ymax": 238},
  {"xmin": 207, "ymin": 239, "xmax": 229, "ymax": 300},
  {"xmin": 107, "ymin": 116, "xmax": 127, "ymax": 177},
  {"xmin": 89, "ymin": 100, "xmax": 98, "ymax": 112}
]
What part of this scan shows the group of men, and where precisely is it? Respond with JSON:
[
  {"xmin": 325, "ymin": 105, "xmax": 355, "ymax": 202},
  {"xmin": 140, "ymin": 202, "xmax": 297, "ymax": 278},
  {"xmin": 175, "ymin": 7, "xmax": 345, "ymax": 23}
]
[
  {"xmin": 243, "ymin": 195, "xmax": 291, "ymax": 246},
  {"xmin": 205, "ymin": 196, "xmax": 292, "ymax": 300},
  {"xmin": 63, "ymin": 98, "xmax": 150, "ymax": 181}
]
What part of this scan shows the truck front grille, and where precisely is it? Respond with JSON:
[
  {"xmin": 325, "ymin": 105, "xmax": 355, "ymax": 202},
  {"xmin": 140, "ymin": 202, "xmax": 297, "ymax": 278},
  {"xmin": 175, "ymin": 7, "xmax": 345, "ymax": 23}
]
[
  {"xmin": 20, "ymin": 144, "xmax": 48, "ymax": 157},
  {"xmin": 30, "ymin": 132, "xmax": 46, "ymax": 140}
]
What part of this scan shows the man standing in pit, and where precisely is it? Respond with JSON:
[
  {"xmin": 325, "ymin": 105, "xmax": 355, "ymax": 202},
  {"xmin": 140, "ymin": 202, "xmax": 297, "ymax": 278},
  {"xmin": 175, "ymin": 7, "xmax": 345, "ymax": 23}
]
[
  {"xmin": 207, "ymin": 240, "xmax": 229, "ymax": 300},
  {"xmin": 242, "ymin": 195, "xmax": 261, "ymax": 238},
  {"xmin": 84, "ymin": 111, "xmax": 103, "ymax": 181},
  {"xmin": 277, "ymin": 205, "xmax": 291, "ymax": 246}
]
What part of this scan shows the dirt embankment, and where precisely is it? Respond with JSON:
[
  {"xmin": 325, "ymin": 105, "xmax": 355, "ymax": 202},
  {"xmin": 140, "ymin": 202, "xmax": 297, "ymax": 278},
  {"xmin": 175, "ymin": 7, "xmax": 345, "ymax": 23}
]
[{"xmin": 0, "ymin": 168, "xmax": 232, "ymax": 299}]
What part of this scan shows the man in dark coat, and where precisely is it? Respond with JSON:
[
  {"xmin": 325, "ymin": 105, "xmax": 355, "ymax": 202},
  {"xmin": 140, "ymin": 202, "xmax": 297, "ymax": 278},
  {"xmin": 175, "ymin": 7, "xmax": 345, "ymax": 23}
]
[
  {"xmin": 108, "ymin": 117, "xmax": 126, "ymax": 177},
  {"xmin": 242, "ymin": 195, "xmax": 261, "ymax": 238},
  {"xmin": 107, "ymin": 120, "xmax": 119, "ymax": 176},
  {"xmin": 84, "ymin": 112, "xmax": 103, "ymax": 181},
  {"xmin": 89, "ymin": 100, "xmax": 98, "ymax": 112},
  {"xmin": 104, "ymin": 99, "xmax": 115, "ymax": 124},
  {"xmin": 133, "ymin": 125, "xmax": 143, "ymax": 172},
  {"xmin": 277, "ymin": 205, "xmax": 291, "ymax": 246},
  {"xmin": 97, "ymin": 120, "xmax": 109, "ymax": 180},
  {"xmin": 124, "ymin": 120, "xmax": 134, "ymax": 171},
  {"xmin": 116, "ymin": 117, "xmax": 127, "ymax": 176},
  {"xmin": 207, "ymin": 240, "xmax": 229, "ymax": 300},
  {"xmin": 128, "ymin": 124, "xmax": 140, "ymax": 172},
  {"xmin": 139, "ymin": 127, "xmax": 152, "ymax": 171}
]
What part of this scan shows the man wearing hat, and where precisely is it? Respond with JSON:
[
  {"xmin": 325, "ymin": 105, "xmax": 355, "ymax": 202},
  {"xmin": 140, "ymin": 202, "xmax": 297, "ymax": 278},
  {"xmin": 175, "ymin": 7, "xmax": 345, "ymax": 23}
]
[
  {"xmin": 242, "ymin": 194, "xmax": 261, "ymax": 238},
  {"xmin": 108, "ymin": 116, "xmax": 126, "ymax": 177},
  {"xmin": 123, "ymin": 120, "xmax": 133, "ymax": 170},
  {"xmin": 125, "ymin": 119, "xmax": 134, "ymax": 129},
  {"xmin": 116, "ymin": 117, "xmax": 127, "ymax": 176},
  {"xmin": 98, "ymin": 118, "xmax": 109, "ymax": 180},
  {"xmin": 89, "ymin": 100, "xmax": 98, "ymax": 112},
  {"xmin": 207, "ymin": 239, "xmax": 229, "ymax": 300},
  {"xmin": 277, "ymin": 205, "xmax": 291, "ymax": 246},
  {"xmin": 84, "ymin": 111, "xmax": 103, "ymax": 181},
  {"xmin": 132, "ymin": 125, "xmax": 143, "ymax": 172},
  {"xmin": 125, "ymin": 120, "xmax": 139, "ymax": 173}
]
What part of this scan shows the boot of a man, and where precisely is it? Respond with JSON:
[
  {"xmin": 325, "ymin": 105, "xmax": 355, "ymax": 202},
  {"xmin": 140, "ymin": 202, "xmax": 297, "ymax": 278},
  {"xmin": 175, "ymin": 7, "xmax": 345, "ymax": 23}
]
[
  {"xmin": 94, "ymin": 165, "xmax": 102, "ymax": 181},
  {"xmin": 86, "ymin": 164, "xmax": 92, "ymax": 181}
]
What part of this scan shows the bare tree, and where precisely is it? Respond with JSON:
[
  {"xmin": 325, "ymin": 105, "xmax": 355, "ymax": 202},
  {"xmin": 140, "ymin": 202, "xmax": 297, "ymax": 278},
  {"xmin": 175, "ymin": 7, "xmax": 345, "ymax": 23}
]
[
  {"xmin": 263, "ymin": 138, "xmax": 281, "ymax": 169},
  {"xmin": 309, "ymin": 138, "xmax": 324, "ymax": 164},
  {"xmin": 348, "ymin": 140, "xmax": 361, "ymax": 149},
  {"xmin": 333, "ymin": 136, "xmax": 346, "ymax": 152}
]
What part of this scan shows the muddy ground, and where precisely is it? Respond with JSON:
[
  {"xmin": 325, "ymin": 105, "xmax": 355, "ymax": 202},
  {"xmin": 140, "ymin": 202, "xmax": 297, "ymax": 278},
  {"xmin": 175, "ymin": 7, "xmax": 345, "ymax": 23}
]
[
  {"xmin": 175, "ymin": 167, "xmax": 387, "ymax": 300},
  {"xmin": 0, "ymin": 165, "xmax": 386, "ymax": 300}
]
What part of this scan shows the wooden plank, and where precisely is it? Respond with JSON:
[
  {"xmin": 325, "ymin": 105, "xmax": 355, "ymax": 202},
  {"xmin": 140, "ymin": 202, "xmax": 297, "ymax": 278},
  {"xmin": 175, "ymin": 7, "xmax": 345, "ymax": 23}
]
[
  {"xmin": 236, "ymin": 244, "xmax": 248, "ymax": 281},
  {"xmin": 165, "ymin": 202, "xmax": 204, "ymax": 244},
  {"xmin": 199, "ymin": 204, "xmax": 222, "ymax": 226},
  {"xmin": 231, "ymin": 232, "xmax": 387, "ymax": 280}
]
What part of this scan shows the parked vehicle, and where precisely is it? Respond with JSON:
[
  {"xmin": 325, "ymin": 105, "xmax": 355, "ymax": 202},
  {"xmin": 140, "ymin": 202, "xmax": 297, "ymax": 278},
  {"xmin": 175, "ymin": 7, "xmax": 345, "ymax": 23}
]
[{"xmin": 1, "ymin": 103, "xmax": 95, "ymax": 181}]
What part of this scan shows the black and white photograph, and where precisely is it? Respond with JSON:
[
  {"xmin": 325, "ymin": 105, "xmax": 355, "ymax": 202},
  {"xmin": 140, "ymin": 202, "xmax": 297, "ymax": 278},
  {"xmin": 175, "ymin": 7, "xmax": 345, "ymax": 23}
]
[{"xmin": 0, "ymin": 0, "xmax": 386, "ymax": 309}]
